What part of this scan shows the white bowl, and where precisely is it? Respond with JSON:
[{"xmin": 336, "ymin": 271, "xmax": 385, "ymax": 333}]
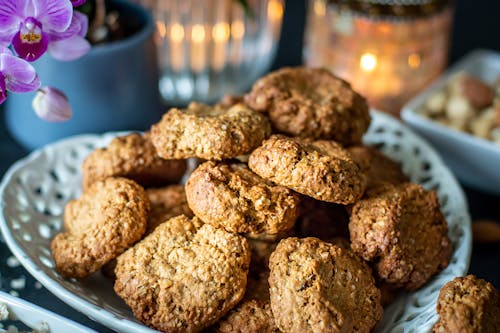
[
  {"xmin": 401, "ymin": 49, "xmax": 500, "ymax": 196},
  {"xmin": 0, "ymin": 291, "xmax": 95, "ymax": 333},
  {"xmin": 0, "ymin": 112, "xmax": 471, "ymax": 332}
]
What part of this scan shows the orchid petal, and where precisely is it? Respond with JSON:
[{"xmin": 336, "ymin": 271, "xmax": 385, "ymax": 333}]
[
  {"xmin": 32, "ymin": 0, "xmax": 72, "ymax": 32},
  {"xmin": 0, "ymin": 53, "xmax": 40, "ymax": 92},
  {"xmin": 11, "ymin": 28, "xmax": 49, "ymax": 62},
  {"xmin": 48, "ymin": 35, "xmax": 90, "ymax": 61},
  {"xmin": 71, "ymin": 0, "xmax": 87, "ymax": 7},
  {"xmin": 48, "ymin": 11, "xmax": 88, "ymax": 42},
  {"xmin": 32, "ymin": 86, "xmax": 72, "ymax": 122},
  {"xmin": 0, "ymin": 73, "xmax": 6, "ymax": 104},
  {"xmin": 6, "ymin": 73, "xmax": 40, "ymax": 93},
  {"xmin": 0, "ymin": 0, "xmax": 25, "ymax": 34},
  {"xmin": 0, "ymin": 46, "xmax": 12, "ymax": 55}
]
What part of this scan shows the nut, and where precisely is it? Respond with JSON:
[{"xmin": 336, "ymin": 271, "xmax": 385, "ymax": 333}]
[
  {"xmin": 460, "ymin": 75, "xmax": 494, "ymax": 109},
  {"xmin": 425, "ymin": 91, "xmax": 447, "ymax": 115},
  {"xmin": 470, "ymin": 108, "xmax": 495, "ymax": 139},
  {"xmin": 445, "ymin": 95, "xmax": 474, "ymax": 122}
]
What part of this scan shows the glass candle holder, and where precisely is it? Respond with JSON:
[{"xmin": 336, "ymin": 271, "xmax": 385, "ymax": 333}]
[
  {"xmin": 153, "ymin": 0, "xmax": 284, "ymax": 105},
  {"xmin": 304, "ymin": 0, "xmax": 454, "ymax": 116}
]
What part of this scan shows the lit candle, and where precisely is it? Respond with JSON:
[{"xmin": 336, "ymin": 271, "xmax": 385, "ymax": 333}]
[{"xmin": 304, "ymin": 0, "xmax": 454, "ymax": 115}]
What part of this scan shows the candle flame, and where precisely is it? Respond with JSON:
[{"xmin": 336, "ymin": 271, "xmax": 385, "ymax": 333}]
[
  {"xmin": 213, "ymin": 22, "xmax": 230, "ymax": 43},
  {"xmin": 360, "ymin": 52, "xmax": 377, "ymax": 72},
  {"xmin": 191, "ymin": 24, "xmax": 206, "ymax": 43},
  {"xmin": 170, "ymin": 23, "xmax": 184, "ymax": 43},
  {"xmin": 268, "ymin": 0, "xmax": 284, "ymax": 21},
  {"xmin": 231, "ymin": 21, "xmax": 245, "ymax": 40},
  {"xmin": 408, "ymin": 53, "xmax": 421, "ymax": 68},
  {"xmin": 156, "ymin": 20, "xmax": 166, "ymax": 38}
]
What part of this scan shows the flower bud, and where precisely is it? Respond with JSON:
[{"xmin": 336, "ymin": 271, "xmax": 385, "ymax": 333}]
[{"xmin": 32, "ymin": 87, "xmax": 72, "ymax": 122}]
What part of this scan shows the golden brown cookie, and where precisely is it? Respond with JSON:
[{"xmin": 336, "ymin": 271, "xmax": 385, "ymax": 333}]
[
  {"xmin": 433, "ymin": 275, "xmax": 500, "ymax": 333},
  {"xmin": 349, "ymin": 182, "xmax": 452, "ymax": 290},
  {"xmin": 82, "ymin": 132, "xmax": 186, "ymax": 190},
  {"xmin": 248, "ymin": 135, "xmax": 366, "ymax": 204},
  {"xmin": 114, "ymin": 215, "xmax": 251, "ymax": 333},
  {"xmin": 347, "ymin": 145, "xmax": 409, "ymax": 189},
  {"xmin": 51, "ymin": 177, "xmax": 149, "ymax": 279},
  {"xmin": 244, "ymin": 67, "xmax": 370, "ymax": 145},
  {"xmin": 150, "ymin": 103, "xmax": 271, "ymax": 160},
  {"xmin": 269, "ymin": 237, "xmax": 383, "ymax": 333},
  {"xmin": 185, "ymin": 161, "xmax": 300, "ymax": 235},
  {"xmin": 295, "ymin": 196, "xmax": 349, "ymax": 241},
  {"xmin": 146, "ymin": 184, "xmax": 194, "ymax": 234},
  {"xmin": 210, "ymin": 300, "xmax": 279, "ymax": 333}
]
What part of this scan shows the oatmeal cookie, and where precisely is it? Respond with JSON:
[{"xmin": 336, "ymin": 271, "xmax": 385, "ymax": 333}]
[
  {"xmin": 82, "ymin": 132, "xmax": 186, "ymax": 190},
  {"xmin": 51, "ymin": 177, "xmax": 149, "ymax": 279},
  {"xmin": 244, "ymin": 67, "xmax": 370, "ymax": 145},
  {"xmin": 433, "ymin": 275, "xmax": 500, "ymax": 333},
  {"xmin": 146, "ymin": 184, "xmax": 194, "ymax": 234},
  {"xmin": 185, "ymin": 161, "xmax": 300, "ymax": 235},
  {"xmin": 269, "ymin": 237, "xmax": 383, "ymax": 333},
  {"xmin": 150, "ymin": 103, "xmax": 271, "ymax": 160},
  {"xmin": 210, "ymin": 300, "xmax": 279, "ymax": 333},
  {"xmin": 248, "ymin": 135, "xmax": 366, "ymax": 204},
  {"xmin": 114, "ymin": 215, "xmax": 251, "ymax": 333},
  {"xmin": 347, "ymin": 146, "xmax": 408, "ymax": 189},
  {"xmin": 349, "ymin": 182, "xmax": 452, "ymax": 290},
  {"xmin": 295, "ymin": 196, "xmax": 349, "ymax": 241}
]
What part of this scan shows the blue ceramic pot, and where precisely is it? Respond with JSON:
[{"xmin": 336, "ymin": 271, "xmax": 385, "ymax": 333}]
[{"xmin": 5, "ymin": 0, "xmax": 162, "ymax": 151}]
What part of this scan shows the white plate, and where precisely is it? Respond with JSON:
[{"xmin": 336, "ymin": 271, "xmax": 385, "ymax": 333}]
[
  {"xmin": 0, "ymin": 111, "xmax": 471, "ymax": 333},
  {"xmin": 0, "ymin": 290, "xmax": 95, "ymax": 333},
  {"xmin": 401, "ymin": 49, "xmax": 500, "ymax": 196}
]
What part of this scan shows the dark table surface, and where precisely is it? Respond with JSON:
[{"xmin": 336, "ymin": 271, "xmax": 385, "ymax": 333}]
[{"xmin": 0, "ymin": 1, "xmax": 499, "ymax": 332}]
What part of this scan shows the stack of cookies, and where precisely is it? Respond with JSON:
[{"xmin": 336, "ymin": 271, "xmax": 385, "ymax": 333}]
[{"xmin": 51, "ymin": 67, "xmax": 456, "ymax": 333}]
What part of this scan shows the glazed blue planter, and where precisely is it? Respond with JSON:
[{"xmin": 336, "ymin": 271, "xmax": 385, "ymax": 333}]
[{"xmin": 5, "ymin": 0, "xmax": 161, "ymax": 151}]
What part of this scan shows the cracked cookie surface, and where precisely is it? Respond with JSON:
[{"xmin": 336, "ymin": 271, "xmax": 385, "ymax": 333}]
[
  {"xmin": 349, "ymin": 182, "xmax": 452, "ymax": 290},
  {"xmin": 210, "ymin": 300, "xmax": 279, "ymax": 333},
  {"xmin": 150, "ymin": 103, "xmax": 271, "ymax": 160},
  {"xmin": 51, "ymin": 177, "xmax": 149, "ymax": 278},
  {"xmin": 146, "ymin": 184, "xmax": 194, "ymax": 234},
  {"xmin": 114, "ymin": 215, "xmax": 251, "ymax": 333},
  {"xmin": 248, "ymin": 135, "xmax": 366, "ymax": 204},
  {"xmin": 185, "ymin": 161, "xmax": 300, "ymax": 235},
  {"xmin": 244, "ymin": 67, "xmax": 370, "ymax": 145},
  {"xmin": 82, "ymin": 132, "xmax": 186, "ymax": 190},
  {"xmin": 433, "ymin": 275, "xmax": 500, "ymax": 333},
  {"xmin": 269, "ymin": 237, "xmax": 382, "ymax": 333}
]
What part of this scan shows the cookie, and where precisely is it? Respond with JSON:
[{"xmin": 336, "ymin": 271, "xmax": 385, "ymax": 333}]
[
  {"xmin": 82, "ymin": 132, "xmax": 186, "ymax": 190},
  {"xmin": 244, "ymin": 67, "xmax": 370, "ymax": 145},
  {"xmin": 347, "ymin": 145, "xmax": 409, "ymax": 189},
  {"xmin": 349, "ymin": 182, "xmax": 452, "ymax": 290},
  {"xmin": 51, "ymin": 177, "xmax": 149, "ymax": 279},
  {"xmin": 295, "ymin": 196, "xmax": 349, "ymax": 241},
  {"xmin": 269, "ymin": 237, "xmax": 382, "ymax": 333},
  {"xmin": 114, "ymin": 215, "xmax": 251, "ymax": 333},
  {"xmin": 248, "ymin": 135, "xmax": 366, "ymax": 204},
  {"xmin": 433, "ymin": 275, "xmax": 500, "ymax": 333},
  {"xmin": 185, "ymin": 161, "xmax": 300, "ymax": 235},
  {"xmin": 210, "ymin": 300, "xmax": 279, "ymax": 333},
  {"xmin": 150, "ymin": 103, "xmax": 271, "ymax": 160},
  {"xmin": 146, "ymin": 184, "xmax": 194, "ymax": 234}
]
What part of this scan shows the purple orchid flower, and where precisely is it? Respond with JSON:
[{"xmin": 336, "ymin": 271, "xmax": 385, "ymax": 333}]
[
  {"xmin": 71, "ymin": 0, "xmax": 87, "ymax": 7},
  {"xmin": 32, "ymin": 86, "xmax": 72, "ymax": 121},
  {"xmin": 0, "ymin": 0, "xmax": 89, "ymax": 62},
  {"xmin": 0, "ymin": 47, "xmax": 40, "ymax": 104}
]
